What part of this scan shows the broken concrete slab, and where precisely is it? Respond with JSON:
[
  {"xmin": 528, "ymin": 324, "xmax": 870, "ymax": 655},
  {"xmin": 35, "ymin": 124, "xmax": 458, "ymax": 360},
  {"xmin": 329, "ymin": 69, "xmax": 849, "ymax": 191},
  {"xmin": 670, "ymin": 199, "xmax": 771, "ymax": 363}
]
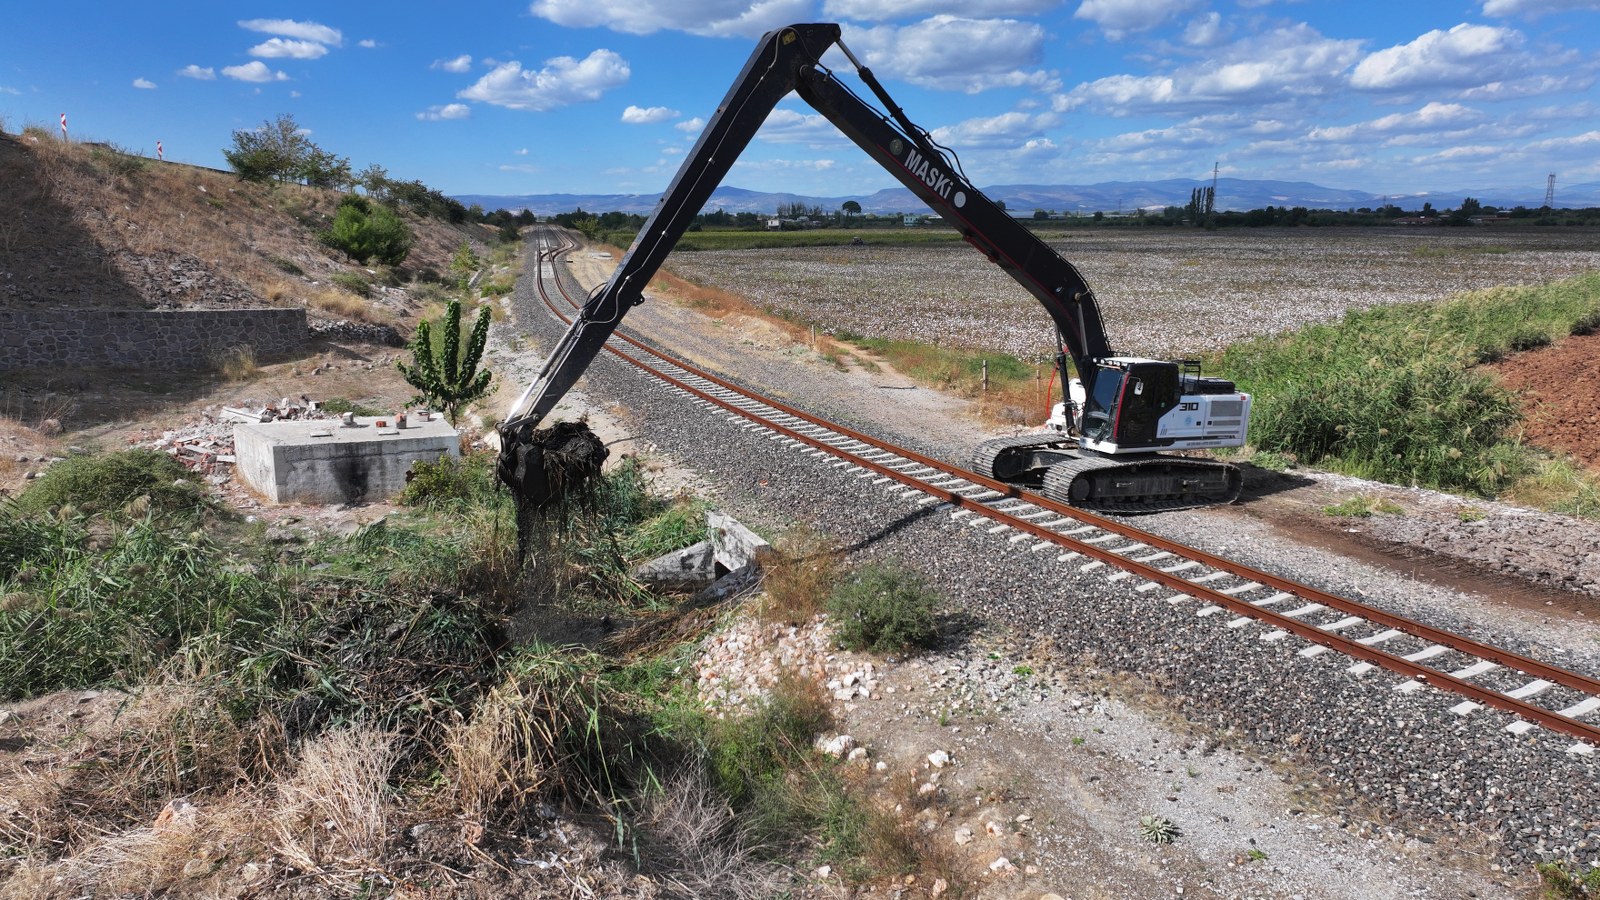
[
  {"xmin": 633, "ymin": 539, "xmax": 718, "ymax": 590},
  {"xmin": 709, "ymin": 510, "xmax": 774, "ymax": 572}
]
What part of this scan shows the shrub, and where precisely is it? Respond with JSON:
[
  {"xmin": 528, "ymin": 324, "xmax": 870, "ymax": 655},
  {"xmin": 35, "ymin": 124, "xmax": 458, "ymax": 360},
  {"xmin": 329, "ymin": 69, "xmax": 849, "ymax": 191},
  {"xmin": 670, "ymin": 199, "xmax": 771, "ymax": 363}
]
[
  {"xmin": 320, "ymin": 195, "xmax": 413, "ymax": 266},
  {"xmin": 331, "ymin": 272, "xmax": 371, "ymax": 296},
  {"xmin": 400, "ymin": 451, "xmax": 498, "ymax": 508},
  {"xmin": 762, "ymin": 526, "xmax": 839, "ymax": 624},
  {"xmin": 213, "ymin": 344, "xmax": 258, "ymax": 381},
  {"xmin": 268, "ymin": 254, "xmax": 305, "ymax": 276},
  {"xmin": 317, "ymin": 397, "xmax": 384, "ymax": 417},
  {"xmin": 827, "ymin": 562, "xmax": 940, "ymax": 654},
  {"xmin": 12, "ymin": 449, "xmax": 202, "ymax": 518}
]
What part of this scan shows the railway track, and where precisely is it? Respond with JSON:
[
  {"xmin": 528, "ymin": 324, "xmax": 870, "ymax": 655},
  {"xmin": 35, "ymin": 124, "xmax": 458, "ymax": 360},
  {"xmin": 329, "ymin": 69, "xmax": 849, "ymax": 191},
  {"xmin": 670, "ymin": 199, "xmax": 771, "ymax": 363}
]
[{"xmin": 525, "ymin": 226, "xmax": 1600, "ymax": 754}]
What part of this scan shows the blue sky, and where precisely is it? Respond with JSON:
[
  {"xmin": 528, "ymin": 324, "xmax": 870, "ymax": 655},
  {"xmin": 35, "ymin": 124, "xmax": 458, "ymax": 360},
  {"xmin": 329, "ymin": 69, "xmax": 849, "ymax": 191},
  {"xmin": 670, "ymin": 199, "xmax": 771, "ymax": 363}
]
[{"xmin": 3, "ymin": 1, "xmax": 1598, "ymax": 198}]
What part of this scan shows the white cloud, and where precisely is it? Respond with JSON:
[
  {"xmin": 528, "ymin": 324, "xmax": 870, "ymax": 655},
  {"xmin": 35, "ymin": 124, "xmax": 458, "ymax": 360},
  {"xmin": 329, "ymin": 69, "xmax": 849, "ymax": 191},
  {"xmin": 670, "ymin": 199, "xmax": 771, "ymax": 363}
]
[
  {"xmin": 1059, "ymin": 23, "xmax": 1362, "ymax": 114},
  {"xmin": 237, "ymin": 18, "xmax": 342, "ymax": 47},
  {"xmin": 529, "ymin": 0, "xmax": 814, "ymax": 39},
  {"xmin": 249, "ymin": 38, "xmax": 329, "ymax": 60},
  {"xmin": 500, "ymin": 163, "xmax": 541, "ymax": 173},
  {"xmin": 1306, "ymin": 102, "xmax": 1483, "ymax": 142},
  {"xmin": 929, "ymin": 111, "xmax": 1056, "ymax": 148},
  {"xmin": 1074, "ymin": 0, "xmax": 1203, "ymax": 38},
  {"xmin": 754, "ymin": 108, "xmax": 846, "ymax": 145},
  {"xmin": 222, "ymin": 62, "xmax": 290, "ymax": 83},
  {"xmin": 1482, "ymin": 0, "xmax": 1600, "ymax": 16},
  {"xmin": 823, "ymin": 0, "xmax": 1058, "ymax": 19},
  {"xmin": 844, "ymin": 16, "xmax": 1057, "ymax": 93},
  {"xmin": 457, "ymin": 49, "xmax": 630, "ymax": 111},
  {"xmin": 621, "ymin": 104, "xmax": 678, "ymax": 124},
  {"xmin": 359, "ymin": 39, "xmax": 377, "ymax": 49},
  {"xmin": 433, "ymin": 55, "xmax": 473, "ymax": 73},
  {"xmin": 730, "ymin": 158, "xmax": 839, "ymax": 172},
  {"xmin": 0, "ymin": 86, "xmax": 20, "ymax": 95},
  {"xmin": 178, "ymin": 65, "xmax": 215, "ymax": 80},
  {"xmin": 676, "ymin": 116, "xmax": 707, "ymax": 132},
  {"xmin": 132, "ymin": 77, "xmax": 156, "ymax": 90},
  {"xmin": 417, "ymin": 103, "xmax": 471, "ymax": 121},
  {"xmin": 1459, "ymin": 73, "xmax": 1592, "ymax": 100},
  {"xmin": 515, "ymin": 148, "xmax": 530, "ymax": 155},
  {"xmin": 1351, "ymin": 23, "xmax": 1522, "ymax": 91},
  {"xmin": 1182, "ymin": 11, "xmax": 1228, "ymax": 47}
]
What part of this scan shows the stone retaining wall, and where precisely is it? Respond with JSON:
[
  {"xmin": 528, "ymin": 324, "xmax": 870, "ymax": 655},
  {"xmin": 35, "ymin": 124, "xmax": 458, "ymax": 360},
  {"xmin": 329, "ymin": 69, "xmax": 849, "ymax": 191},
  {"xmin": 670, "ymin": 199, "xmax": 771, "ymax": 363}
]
[{"xmin": 0, "ymin": 307, "xmax": 306, "ymax": 371}]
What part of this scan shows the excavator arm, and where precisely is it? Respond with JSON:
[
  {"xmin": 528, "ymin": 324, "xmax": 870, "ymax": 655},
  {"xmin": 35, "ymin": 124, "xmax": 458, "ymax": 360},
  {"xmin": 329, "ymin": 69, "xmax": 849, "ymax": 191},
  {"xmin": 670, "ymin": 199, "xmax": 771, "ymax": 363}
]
[
  {"xmin": 497, "ymin": 22, "xmax": 1248, "ymax": 515},
  {"xmin": 500, "ymin": 22, "xmax": 1111, "ymax": 446}
]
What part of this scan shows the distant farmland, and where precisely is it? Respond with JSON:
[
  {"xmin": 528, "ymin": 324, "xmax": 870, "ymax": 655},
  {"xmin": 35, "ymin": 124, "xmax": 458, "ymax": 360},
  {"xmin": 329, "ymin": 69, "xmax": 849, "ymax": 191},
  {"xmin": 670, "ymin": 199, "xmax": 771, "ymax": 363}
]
[{"xmin": 662, "ymin": 228, "xmax": 1600, "ymax": 361}]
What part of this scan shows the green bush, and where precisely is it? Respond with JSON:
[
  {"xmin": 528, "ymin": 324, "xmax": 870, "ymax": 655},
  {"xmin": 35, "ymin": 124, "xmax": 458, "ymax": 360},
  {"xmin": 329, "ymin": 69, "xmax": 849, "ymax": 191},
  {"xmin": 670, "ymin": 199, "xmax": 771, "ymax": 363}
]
[
  {"xmin": 827, "ymin": 563, "xmax": 940, "ymax": 654},
  {"xmin": 13, "ymin": 450, "xmax": 204, "ymax": 518},
  {"xmin": 331, "ymin": 272, "xmax": 371, "ymax": 296},
  {"xmin": 400, "ymin": 452, "xmax": 498, "ymax": 508},
  {"xmin": 1220, "ymin": 274, "xmax": 1600, "ymax": 496},
  {"xmin": 317, "ymin": 397, "xmax": 384, "ymax": 417},
  {"xmin": 320, "ymin": 195, "xmax": 413, "ymax": 266}
]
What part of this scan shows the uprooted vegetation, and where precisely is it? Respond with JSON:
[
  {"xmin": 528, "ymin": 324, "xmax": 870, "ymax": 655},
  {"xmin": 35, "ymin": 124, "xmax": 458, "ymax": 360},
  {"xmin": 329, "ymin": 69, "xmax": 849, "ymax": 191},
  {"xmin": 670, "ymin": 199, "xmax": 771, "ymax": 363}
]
[{"xmin": 0, "ymin": 449, "xmax": 956, "ymax": 897}]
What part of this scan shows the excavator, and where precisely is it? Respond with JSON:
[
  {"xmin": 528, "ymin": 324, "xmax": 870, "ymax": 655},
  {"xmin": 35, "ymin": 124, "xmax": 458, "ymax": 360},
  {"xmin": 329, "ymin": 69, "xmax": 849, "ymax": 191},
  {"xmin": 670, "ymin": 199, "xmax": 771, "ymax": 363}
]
[{"xmin": 497, "ymin": 22, "xmax": 1251, "ymax": 516}]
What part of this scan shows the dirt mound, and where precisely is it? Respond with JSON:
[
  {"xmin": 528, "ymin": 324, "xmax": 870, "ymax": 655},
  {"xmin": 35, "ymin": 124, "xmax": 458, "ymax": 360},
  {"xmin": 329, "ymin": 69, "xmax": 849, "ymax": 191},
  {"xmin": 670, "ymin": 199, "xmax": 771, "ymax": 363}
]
[{"xmin": 1490, "ymin": 331, "xmax": 1600, "ymax": 472}]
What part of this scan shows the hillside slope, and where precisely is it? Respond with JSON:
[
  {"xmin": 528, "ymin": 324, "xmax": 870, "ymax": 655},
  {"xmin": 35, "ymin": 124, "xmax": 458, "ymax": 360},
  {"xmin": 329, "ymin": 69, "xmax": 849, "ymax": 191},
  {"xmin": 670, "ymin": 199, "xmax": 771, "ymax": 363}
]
[{"xmin": 0, "ymin": 132, "xmax": 482, "ymax": 325}]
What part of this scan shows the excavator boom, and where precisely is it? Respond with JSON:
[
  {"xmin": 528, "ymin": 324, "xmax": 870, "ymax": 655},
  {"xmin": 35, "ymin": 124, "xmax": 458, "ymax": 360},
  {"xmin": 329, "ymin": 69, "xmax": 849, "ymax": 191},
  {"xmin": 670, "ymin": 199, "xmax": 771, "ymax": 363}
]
[{"xmin": 499, "ymin": 22, "xmax": 1245, "ymax": 513}]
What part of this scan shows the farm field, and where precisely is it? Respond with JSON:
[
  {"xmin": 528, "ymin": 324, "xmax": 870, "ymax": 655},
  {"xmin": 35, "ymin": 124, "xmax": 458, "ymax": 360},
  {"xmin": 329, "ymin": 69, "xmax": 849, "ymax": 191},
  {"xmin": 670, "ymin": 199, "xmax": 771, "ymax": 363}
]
[{"xmin": 663, "ymin": 227, "xmax": 1600, "ymax": 360}]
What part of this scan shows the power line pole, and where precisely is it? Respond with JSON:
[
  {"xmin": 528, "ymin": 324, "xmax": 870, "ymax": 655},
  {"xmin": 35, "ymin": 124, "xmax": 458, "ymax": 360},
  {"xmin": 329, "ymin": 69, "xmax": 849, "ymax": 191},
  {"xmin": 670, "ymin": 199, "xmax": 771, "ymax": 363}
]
[{"xmin": 1544, "ymin": 173, "xmax": 1557, "ymax": 208}]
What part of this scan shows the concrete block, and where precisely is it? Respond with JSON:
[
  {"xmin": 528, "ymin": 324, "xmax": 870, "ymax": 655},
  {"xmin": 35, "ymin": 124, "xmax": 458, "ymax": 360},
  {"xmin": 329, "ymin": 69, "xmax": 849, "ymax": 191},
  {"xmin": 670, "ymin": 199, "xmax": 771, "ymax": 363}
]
[
  {"xmin": 708, "ymin": 510, "xmax": 775, "ymax": 571},
  {"xmin": 633, "ymin": 540, "xmax": 718, "ymax": 590},
  {"xmin": 234, "ymin": 415, "xmax": 459, "ymax": 505}
]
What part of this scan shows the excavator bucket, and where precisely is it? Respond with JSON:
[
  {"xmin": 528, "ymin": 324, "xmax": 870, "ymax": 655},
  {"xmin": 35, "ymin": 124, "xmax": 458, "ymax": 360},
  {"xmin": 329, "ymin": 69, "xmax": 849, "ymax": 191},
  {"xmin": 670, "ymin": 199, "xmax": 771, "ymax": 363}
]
[{"xmin": 496, "ymin": 420, "xmax": 608, "ymax": 511}]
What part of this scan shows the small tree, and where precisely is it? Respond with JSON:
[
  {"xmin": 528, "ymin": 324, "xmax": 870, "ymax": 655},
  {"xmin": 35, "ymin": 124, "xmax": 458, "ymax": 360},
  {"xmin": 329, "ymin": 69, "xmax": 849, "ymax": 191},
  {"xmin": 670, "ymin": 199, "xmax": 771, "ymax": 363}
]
[
  {"xmin": 321, "ymin": 195, "xmax": 413, "ymax": 265},
  {"xmin": 397, "ymin": 299, "xmax": 492, "ymax": 426},
  {"xmin": 449, "ymin": 241, "xmax": 481, "ymax": 289},
  {"xmin": 840, "ymin": 199, "xmax": 861, "ymax": 217}
]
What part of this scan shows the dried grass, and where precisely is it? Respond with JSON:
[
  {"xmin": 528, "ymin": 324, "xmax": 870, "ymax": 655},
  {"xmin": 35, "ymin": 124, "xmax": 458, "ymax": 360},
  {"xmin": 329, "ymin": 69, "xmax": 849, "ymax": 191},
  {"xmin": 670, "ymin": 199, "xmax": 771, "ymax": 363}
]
[
  {"xmin": 212, "ymin": 344, "xmax": 259, "ymax": 382},
  {"xmin": 759, "ymin": 525, "xmax": 839, "ymax": 625},
  {"xmin": 635, "ymin": 767, "xmax": 787, "ymax": 899},
  {"xmin": 272, "ymin": 727, "xmax": 398, "ymax": 882}
]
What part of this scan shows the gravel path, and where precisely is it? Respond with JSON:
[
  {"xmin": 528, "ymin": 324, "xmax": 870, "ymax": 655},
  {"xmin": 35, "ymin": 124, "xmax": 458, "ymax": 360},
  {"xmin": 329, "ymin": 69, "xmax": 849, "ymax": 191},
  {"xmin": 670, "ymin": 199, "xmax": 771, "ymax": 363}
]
[{"xmin": 508, "ymin": 235, "xmax": 1600, "ymax": 894}]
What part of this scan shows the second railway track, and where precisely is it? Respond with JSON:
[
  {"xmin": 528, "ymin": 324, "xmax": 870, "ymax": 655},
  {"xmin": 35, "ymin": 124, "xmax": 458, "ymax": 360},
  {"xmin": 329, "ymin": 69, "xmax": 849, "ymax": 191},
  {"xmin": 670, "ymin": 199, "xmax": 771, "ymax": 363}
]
[{"xmin": 523, "ymin": 225, "xmax": 1600, "ymax": 754}]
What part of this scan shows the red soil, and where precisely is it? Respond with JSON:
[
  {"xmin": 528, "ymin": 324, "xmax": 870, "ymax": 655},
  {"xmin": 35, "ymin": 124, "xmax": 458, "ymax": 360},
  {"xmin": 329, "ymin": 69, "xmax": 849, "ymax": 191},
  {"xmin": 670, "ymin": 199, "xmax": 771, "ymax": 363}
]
[{"xmin": 1490, "ymin": 331, "xmax": 1600, "ymax": 472}]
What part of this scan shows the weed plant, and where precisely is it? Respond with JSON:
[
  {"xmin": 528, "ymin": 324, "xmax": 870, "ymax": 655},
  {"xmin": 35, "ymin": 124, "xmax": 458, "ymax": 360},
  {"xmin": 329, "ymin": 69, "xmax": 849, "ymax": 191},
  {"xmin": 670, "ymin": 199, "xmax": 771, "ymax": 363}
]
[
  {"xmin": 1220, "ymin": 273, "xmax": 1600, "ymax": 496},
  {"xmin": 827, "ymin": 562, "xmax": 941, "ymax": 654},
  {"xmin": 10, "ymin": 448, "xmax": 204, "ymax": 517},
  {"xmin": 761, "ymin": 526, "xmax": 840, "ymax": 623}
]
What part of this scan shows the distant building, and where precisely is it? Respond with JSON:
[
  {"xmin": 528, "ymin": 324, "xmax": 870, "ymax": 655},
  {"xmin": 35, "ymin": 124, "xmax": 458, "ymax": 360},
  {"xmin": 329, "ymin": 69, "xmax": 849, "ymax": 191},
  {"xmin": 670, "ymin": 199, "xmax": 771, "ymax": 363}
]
[{"xmin": 902, "ymin": 213, "xmax": 922, "ymax": 226}]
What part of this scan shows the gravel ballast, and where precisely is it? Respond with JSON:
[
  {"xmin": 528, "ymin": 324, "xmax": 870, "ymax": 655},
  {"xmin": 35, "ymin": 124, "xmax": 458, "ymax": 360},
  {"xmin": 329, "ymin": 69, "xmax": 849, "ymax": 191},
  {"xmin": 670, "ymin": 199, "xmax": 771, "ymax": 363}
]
[{"xmin": 507, "ymin": 235, "xmax": 1600, "ymax": 891}]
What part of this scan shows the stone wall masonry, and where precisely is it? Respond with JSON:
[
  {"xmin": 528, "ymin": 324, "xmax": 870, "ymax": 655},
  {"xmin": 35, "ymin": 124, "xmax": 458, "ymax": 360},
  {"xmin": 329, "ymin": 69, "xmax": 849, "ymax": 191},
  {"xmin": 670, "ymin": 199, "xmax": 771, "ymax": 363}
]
[{"xmin": 1, "ymin": 307, "xmax": 306, "ymax": 371}]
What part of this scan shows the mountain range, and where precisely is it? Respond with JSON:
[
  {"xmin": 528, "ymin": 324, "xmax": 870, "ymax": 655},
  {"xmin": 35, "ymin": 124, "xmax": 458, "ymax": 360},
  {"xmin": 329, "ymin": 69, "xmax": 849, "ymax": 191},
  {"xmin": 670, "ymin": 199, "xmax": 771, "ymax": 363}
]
[{"xmin": 457, "ymin": 176, "xmax": 1600, "ymax": 218}]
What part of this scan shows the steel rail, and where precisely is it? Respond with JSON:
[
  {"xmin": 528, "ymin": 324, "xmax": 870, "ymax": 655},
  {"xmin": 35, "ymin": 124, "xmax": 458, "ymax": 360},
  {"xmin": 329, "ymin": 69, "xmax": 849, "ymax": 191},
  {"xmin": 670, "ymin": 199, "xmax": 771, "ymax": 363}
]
[{"xmin": 526, "ymin": 227, "xmax": 1600, "ymax": 748}]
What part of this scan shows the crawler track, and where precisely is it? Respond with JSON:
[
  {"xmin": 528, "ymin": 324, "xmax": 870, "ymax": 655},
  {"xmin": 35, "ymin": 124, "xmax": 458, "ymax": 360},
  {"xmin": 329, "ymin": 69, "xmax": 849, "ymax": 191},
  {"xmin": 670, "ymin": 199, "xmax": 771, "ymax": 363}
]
[{"xmin": 526, "ymin": 227, "xmax": 1600, "ymax": 753}]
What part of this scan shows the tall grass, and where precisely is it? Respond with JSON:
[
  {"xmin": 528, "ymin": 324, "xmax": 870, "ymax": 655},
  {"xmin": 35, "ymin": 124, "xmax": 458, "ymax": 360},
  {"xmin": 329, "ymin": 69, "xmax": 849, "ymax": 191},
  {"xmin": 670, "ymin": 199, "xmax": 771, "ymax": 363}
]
[{"xmin": 1220, "ymin": 273, "xmax": 1600, "ymax": 496}]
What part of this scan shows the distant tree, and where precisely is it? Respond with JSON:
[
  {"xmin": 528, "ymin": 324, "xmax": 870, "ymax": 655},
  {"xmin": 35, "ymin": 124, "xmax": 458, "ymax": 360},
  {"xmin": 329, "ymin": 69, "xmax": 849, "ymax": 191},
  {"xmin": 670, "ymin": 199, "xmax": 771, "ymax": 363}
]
[
  {"xmin": 841, "ymin": 200, "xmax": 862, "ymax": 217},
  {"xmin": 357, "ymin": 163, "xmax": 390, "ymax": 200},
  {"xmin": 1033, "ymin": 208, "xmax": 1049, "ymax": 220},
  {"xmin": 320, "ymin": 195, "xmax": 413, "ymax": 265},
  {"xmin": 224, "ymin": 114, "xmax": 311, "ymax": 183},
  {"xmin": 514, "ymin": 208, "xmax": 537, "ymax": 226},
  {"xmin": 995, "ymin": 200, "xmax": 1007, "ymax": 212},
  {"xmin": 397, "ymin": 299, "xmax": 492, "ymax": 426},
  {"xmin": 300, "ymin": 146, "xmax": 353, "ymax": 189},
  {"xmin": 1447, "ymin": 196, "xmax": 1483, "ymax": 226}
]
